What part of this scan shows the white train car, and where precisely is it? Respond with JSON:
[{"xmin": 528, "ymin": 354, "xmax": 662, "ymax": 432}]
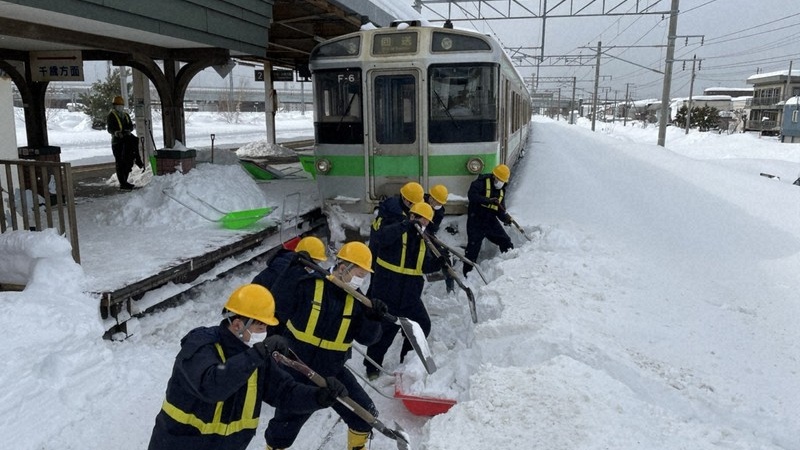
[{"xmin": 308, "ymin": 21, "xmax": 531, "ymax": 214}]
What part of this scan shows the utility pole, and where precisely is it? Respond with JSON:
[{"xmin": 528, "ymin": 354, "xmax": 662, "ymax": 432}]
[
  {"xmin": 657, "ymin": 0, "xmax": 680, "ymax": 147},
  {"xmin": 686, "ymin": 55, "xmax": 698, "ymax": 135},
  {"xmin": 785, "ymin": 60, "xmax": 794, "ymax": 101},
  {"xmin": 592, "ymin": 41, "xmax": 601, "ymax": 131},
  {"xmin": 623, "ymin": 83, "xmax": 632, "ymax": 126},
  {"xmin": 571, "ymin": 76, "xmax": 577, "ymax": 124}
]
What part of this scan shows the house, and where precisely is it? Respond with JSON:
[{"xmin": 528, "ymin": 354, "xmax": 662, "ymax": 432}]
[
  {"xmin": 745, "ymin": 69, "xmax": 800, "ymax": 135},
  {"xmin": 782, "ymin": 96, "xmax": 800, "ymax": 143}
]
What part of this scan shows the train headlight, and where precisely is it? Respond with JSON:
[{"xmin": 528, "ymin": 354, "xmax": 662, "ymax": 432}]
[
  {"xmin": 466, "ymin": 158, "xmax": 484, "ymax": 174},
  {"xmin": 316, "ymin": 158, "xmax": 332, "ymax": 174}
]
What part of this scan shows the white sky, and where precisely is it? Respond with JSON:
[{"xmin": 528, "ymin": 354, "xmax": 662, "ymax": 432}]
[
  {"xmin": 1, "ymin": 111, "xmax": 798, "ymax": 449},
  {"xmin": 418, "ymin": 0, "xmax": 800, "ymax": 99}
]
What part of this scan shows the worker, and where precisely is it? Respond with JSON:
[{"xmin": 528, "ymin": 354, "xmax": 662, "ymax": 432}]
[
  {"xmin": 106, "ymin": 95, "xmax": 142, "ymax": 190},
  {"xmin": 364, "ymin": 202, "xmax": 444, "ymax": 380},
  {"xmin": 424, "ymin": 184, "xmax": 454, "ymax": 293},
  {"xmin": 369, "ymin": 181, "xmax": 424, "ymax": 264},
  {"xmin": 147, "ymin": 284, "xmax": 347, "ymax": 450},
  {"xmin": 463, "ymin": 164, "xmax": 514, "ymax": 278},
  {"xmin": 252, "ymin": 236, "xmax": 328, "ymax": 336},
  {"xmin": 265, "ymin": 241, "xmax": 387, "ymax": 450}
]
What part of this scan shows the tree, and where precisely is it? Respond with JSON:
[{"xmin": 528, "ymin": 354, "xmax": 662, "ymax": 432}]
[{"xmin": 78, "ymin": 67, "xmax": 131, "ymax": 130}]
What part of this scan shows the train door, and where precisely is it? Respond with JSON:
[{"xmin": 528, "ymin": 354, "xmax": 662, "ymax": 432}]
[{"xmin": 367, "ymin": 70, "xmax": 421, "ymax": 201}]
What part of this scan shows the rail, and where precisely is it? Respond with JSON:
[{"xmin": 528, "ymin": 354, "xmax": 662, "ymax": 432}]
[{"xmin": 0, "ymin": 158, "xmax": 80, "ymax": 263}]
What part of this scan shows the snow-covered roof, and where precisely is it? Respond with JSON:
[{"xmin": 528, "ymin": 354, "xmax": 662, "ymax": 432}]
[{"xmin": 746, "ymin": 69, "xmax": 800, "ymax": 84}]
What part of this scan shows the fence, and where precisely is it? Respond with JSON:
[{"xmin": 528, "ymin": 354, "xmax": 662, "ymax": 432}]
[{"xmin": 0, "ymin": 158, "xmax": 80, "ymax": 263}]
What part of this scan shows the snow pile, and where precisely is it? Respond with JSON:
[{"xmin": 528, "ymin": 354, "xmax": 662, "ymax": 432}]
[{"xmin": 236, "ymin": 141, "xmax": 297, "ymax": 159}]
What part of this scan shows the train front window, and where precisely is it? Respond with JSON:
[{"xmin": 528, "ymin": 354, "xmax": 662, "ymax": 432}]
[
  {"xmin": 314, "ymin": 69, "xmax": 363, "ymax": 144},
  {"xmin": 374, "ymin": 75, "xmax": 416, "ymax": 145},
  {"xmin": 428, "ymin": 64, "xmax": 497, "ymax": 143}
]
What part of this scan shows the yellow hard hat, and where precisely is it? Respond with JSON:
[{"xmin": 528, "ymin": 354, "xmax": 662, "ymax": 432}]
[
  {"xmin": 295, "ymin": 236, "xmax": 327, "ymax": 261},
  {"xmin": 400, "ymin": 182, "xmax": 424, "ymax": 204},
  {"xmin": 337, "ymin": 241, "xmax": 373, "ymax": 273},
  {"xmin": 112, "ymin": 96, "xmax": 125, "ymax": 106},
  {"xmin": 410, "ymin": 202, "xmax": 434, "ymax": 221},
  {"xmin": 429, "ymin": 184, "xmax": 448, "ymax": 205},
  {"xmin": 492, "ymin": 164, "xmax": 510, "ymax": 183},
  {"xmin": 224, "ymin": 284, "xmax": 279, "ymax": 326}
]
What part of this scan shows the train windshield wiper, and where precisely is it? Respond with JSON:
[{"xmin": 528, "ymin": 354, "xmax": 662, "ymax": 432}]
[
  {"xmin": 336, "ymin": 94, "xmax": 358, "ymax": 131},
  {"xmin": 433, "ymin": 90, "xmax": 460, "ymax": 129}
]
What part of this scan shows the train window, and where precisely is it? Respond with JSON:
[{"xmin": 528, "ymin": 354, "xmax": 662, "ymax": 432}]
[
  {"xmin": 428, "ymin": 64, "xmax": 497, "ymax": 143},
  {"xmin": 374, "ymin": 75, "xmax": 416, "ymax": 144},
  {"xmin": 431, "ymin": 32, "xmax": 491, "ymax": 52},
  {"xmin": 311, "ymin": 36, "xmax": 361, "ymax": 58},
  {"xmin": 313, "ymin": 69, "xmax": 363, "ymax": 144},
  {"xmin": 372, "ymin": 32, "xmax": 418, "ymax": 55}
]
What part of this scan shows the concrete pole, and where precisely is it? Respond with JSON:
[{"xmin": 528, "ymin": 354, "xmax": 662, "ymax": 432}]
[
  {"xmin": 686, "ymin": 55, "xmax": 697, "ymax": 135},
  {"xmin": 263, "ymin": 62, "xmax": 276, "ymax": 144},
  {"xmin": 592, "ymin": 41, "xmax": 601, "ymax": 132},
  {"xmin": 570, "ymin": 76, "xmax": 577, "ymax": 124},
  {"xmin": 657, "ymin": 0, "xmax": 680, "ymax": 147},
  {"xmin": 623, "ymin": 83, "xmax": 630, "ymax": 126},
  {"xmin": 132, "ymin": 69, "xmax": 153, "ymax": 159}
]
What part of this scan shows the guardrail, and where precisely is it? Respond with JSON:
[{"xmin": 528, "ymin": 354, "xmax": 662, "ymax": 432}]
[{"xmin": 0, "ymin": 159, "xmax": 80, "ymax": 263}]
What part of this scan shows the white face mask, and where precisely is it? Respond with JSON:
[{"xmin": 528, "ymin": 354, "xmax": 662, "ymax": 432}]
[
  {"xmin": 244, "ymin": 330, "xmax": 267, "ymax": 348},
  {"xmin": 433, "ymin": 204, "xmax": 442, "ymax": 210},
  {"xmin": 494, "ymin": 180, "xmax": 505, "ymax": 189},
  {"xmin": 348, "ymin": 274, "xmax": 366, "ymax": 290},
  {"xmin": 114, "ymin": 105, "xmax": 124, "ymax": 112}
]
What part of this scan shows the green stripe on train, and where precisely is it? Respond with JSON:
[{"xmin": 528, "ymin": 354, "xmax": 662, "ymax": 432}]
[{"xmin": 319, "ymin": 153, "xmax": 499, "ymax": 177}]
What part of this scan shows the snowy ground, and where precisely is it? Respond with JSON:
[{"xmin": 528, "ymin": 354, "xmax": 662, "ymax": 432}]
[{"xmin": 2, "ymin": 113, "xmax": 799, "ymax": 449}]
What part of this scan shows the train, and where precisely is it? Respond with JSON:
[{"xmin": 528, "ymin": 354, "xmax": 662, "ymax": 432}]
[{"xmin": 307, "ymin": 21, "xmax": 531, "ymax": 214}]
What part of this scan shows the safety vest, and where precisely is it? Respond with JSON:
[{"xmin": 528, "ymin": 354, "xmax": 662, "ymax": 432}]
[
  {"xmin": 376, "ymin": 231, "xmax": 426, "ymax": 276},
  {"xmin": 160, "ymin": 343, "xmax": 259, "ymax": 435},
  {"xmin": 287, "ymin": 278, "xmax": 355, "ymax": 352},
  {"xmin": 110, "ymin": 110, "xmax": 131, "ymax": 131},
  {"xmin": 481, "ymin": 177, "xmax": 504, "ymax": 211}
]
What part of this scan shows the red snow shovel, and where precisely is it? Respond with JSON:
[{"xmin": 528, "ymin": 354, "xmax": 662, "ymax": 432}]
[{"xmin": 394, "ymin": 373, "xmax": 456, "ymax": 416}]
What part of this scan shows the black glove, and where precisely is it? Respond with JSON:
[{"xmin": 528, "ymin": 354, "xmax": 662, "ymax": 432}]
[
  {"xmin": 436, "ymin": 254, "xmax": 449, "ymax": 267},
  {"xmin": 253, "ymin": 335, "xmax": 290, "ymax": 359},
  {"xmin": 365, "ymin": 297, "xmax": 388, "ymax": 320},
  {"xmin": 489, "ymin": 197, "xmax": 501, "ymax": 205},
  {"xmin": 316, "ymin": 376, "xmax": 348, "ymax": 407},
  {"xmin": 501, "ymin": 214, "xmax": 512, "ymax": 226}
]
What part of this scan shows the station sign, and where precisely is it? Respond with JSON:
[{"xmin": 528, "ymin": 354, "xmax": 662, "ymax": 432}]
[
  {"xmin": 30, "ymin": 51, "xmax": 84, "ymax": 82},
  {"xmin": 255, "ymin": 69, "xmax": 295, "ymax": 82}
]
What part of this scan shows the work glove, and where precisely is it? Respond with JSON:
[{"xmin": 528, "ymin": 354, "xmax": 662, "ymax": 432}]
[
  {"xmin": 316, "ymin": 377, "xmax": 348, "ymax": 407},
  {"xmin": 501, "ymin": 214, "xmax": 513, "ymax": 226},
  {"xmin": 365, "ymin": 297, "xmax": 388, "ymax": 320},
  {"xmin": 114, "ymin": 131, "xmax": 123, "ymax": 138},
  {"xmin": 436, "ymin": 254, "xmax": 450, "ymax": 267},
  {"xmin": 253, "ymin": 335, "xmax": 290, "ymax": 359},
  {"xmin": 488, "ymin": 197, "xmax": 501, "ymax": 205}
]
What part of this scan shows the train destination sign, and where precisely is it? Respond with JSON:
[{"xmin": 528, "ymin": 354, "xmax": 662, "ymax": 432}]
[{"xmin": 373, "ymin": 32, "xmax": 418, "ymax": 55}]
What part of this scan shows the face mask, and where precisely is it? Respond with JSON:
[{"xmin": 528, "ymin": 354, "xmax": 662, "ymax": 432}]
[
  {"xmin": 348, "ymin": 274, "xmax": 366, "ymax": 290},
  {"xmin": 433, "ymin": 204, "xmax": 442, "ymax": 210},
  {"xmin": 244, "ymin": 330, "xmax": 267, "ymax": 348},
  {"xmin": 114, "ymin": 105, "xmax": 124, "ymax": 112},
  {"xmin": 494, "ymin": 180, "xmax": 505, "ymax": 189}
]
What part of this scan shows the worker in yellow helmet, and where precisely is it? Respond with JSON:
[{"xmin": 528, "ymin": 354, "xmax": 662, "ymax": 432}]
[
  {"xmin": 424, "ymin": 184, "xmax": 455, "ymax": 293},
  {"xmin": 252, "ymin": 236, "xmax": 328, "ymax": 336},
  {"xmin": 365, "ymin": 201, "xmax": 446, "ymax": 380},
  {"xmin": 464, "ymin": 164, "xmax": 514, "ymax": 278},
  {"xmin": 265, "ymin": 242, "xmax": 387, "ymax": 450},
  {"xmin": 148, "ymin": 284, "xmax": 347, "ymax": 450},
  {"xmin": 106, "ymin": 95, "xmax": 143, "ymax": 190}
]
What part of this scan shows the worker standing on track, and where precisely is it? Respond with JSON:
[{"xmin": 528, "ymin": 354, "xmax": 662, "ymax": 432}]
[
  {"xmin": 252, "ymin": 236, "xmax": 329, "ymax": 336},
  {"xmin": 368, "ymin": 181, "xmax": 424, "ymax": 264},
  {"xmin": 364, "ymin": 202, "xmax": 444, "ymax": 380},
  {"xmin": 424, "ymin": 184, "xmax": 454, "ymax": 293},
  {"xmin": 265, "ymin": 242, "xmax": 387, "ymax": 450},
  {"xmin": 463, "ymin": 164, "xmax": 514, "ymax": 278},
  {"xmin": 147, "ymin": 284, "xmax": 347, "ymax": 450}
]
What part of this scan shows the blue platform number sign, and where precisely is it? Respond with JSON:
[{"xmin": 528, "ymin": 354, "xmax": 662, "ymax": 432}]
[{"xmin": 30, "ymin": 51, "xmax": 84, "ymax": 82}]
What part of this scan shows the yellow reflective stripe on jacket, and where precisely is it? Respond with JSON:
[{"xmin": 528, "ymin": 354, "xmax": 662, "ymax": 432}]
[
  {"xmin": 375, "ymin": 232, "xmax": 426, "ymax": 276},
  {"xmin": 481, "ymin": 177, "xmax": 503, "ymax": 211},
  {"xmin": 160, "ymin": 343, "xmax": 259, "ymax": 435},
  {"xmin": 287, "ymin": 278, "xmax": 353, "ymax": 352},
  {"xmin": 111, "ymin": 110, "xmax": 123, "ymax": 130}
]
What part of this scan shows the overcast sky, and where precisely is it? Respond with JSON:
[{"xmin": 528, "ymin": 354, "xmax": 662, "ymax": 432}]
[{"xmin": 415, "ymin": 0, "xmax": 800, "ymax": 100}]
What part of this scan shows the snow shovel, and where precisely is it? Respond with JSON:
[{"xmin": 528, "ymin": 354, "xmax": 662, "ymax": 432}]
[
  {"xmin": 297, "ymin": 255, "xmax": 437, "ymax": 375},
  {"xmin": 415, "ymin": 224, "xmax": 478, "ymax": 323},
  {"xmin": 163, "ymin": 189, "xmax": 273, "ymax": 229},
  {"xmin": 274, "ymin": 351, "xmax": 411, "ymax": 450},
  {"xmin": 509, "ymin": 217, "xmax": 532, "ymax": 242},
  {"xmin": 423, "ymin": 231, "xmax": 488, "ymax": 285}
]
